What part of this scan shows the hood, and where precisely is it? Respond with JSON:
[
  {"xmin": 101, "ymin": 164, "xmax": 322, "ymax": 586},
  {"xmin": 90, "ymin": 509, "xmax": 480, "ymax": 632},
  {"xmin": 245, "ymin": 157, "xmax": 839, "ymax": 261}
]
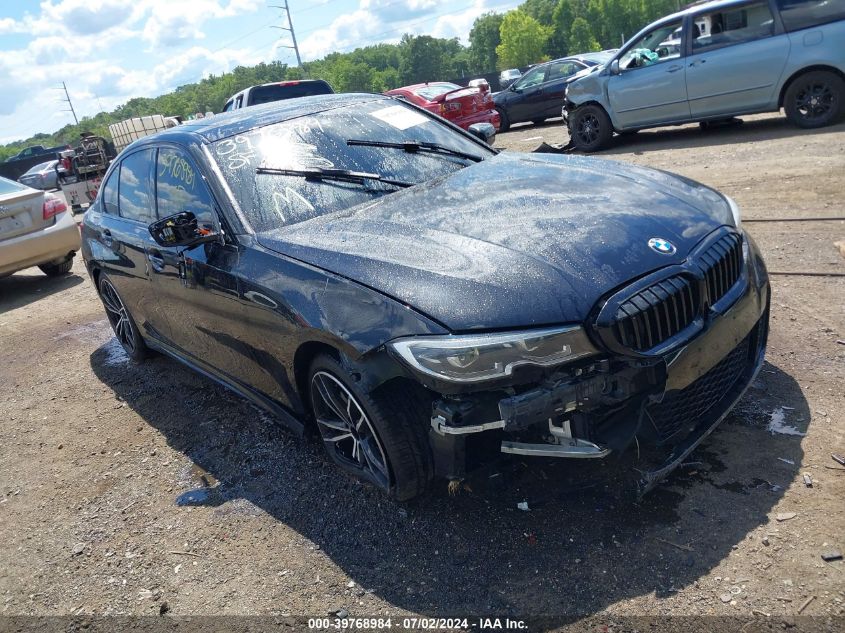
[{"xmin": 256, "ymin": 153, "xmax": 733, "ymax": 332}]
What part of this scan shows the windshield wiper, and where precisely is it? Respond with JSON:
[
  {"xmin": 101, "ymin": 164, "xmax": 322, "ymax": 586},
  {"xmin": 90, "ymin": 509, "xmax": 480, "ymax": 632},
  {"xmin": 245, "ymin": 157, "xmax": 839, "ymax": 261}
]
[
  {"xmin": 346, "ymin": 139, "xmax": 483, "ymax": 163},
  {"xmin": 255, "ymin": 166, "xmax": 414, "ymax": 189}
]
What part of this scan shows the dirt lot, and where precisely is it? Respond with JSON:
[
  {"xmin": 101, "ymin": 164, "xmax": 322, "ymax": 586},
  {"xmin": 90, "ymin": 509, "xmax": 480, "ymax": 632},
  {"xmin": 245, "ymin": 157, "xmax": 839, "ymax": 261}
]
[{"xmin": 1, "ymin": 113, "xmax": 844, "ymax": 629}]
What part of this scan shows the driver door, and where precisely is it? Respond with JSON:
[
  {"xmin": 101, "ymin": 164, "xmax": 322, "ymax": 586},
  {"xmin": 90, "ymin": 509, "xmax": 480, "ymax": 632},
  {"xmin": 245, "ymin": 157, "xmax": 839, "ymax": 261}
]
[
  {"xmin": 607, "ymin": 19, "xmax": 691, "ymax": 129},
  {"xmin": 147, "ymin": 146, "xmax": 253, "ymax": 386},
  {"xmin": 508, "ymin": 65, "xmax": 548, "ymax": 123}
]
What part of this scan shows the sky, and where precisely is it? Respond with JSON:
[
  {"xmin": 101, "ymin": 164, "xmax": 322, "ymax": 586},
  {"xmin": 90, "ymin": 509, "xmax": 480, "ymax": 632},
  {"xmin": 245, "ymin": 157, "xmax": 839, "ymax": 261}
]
[{"xmin": 0, "ymin": 0, "xmax": 524, "ymax": 144}]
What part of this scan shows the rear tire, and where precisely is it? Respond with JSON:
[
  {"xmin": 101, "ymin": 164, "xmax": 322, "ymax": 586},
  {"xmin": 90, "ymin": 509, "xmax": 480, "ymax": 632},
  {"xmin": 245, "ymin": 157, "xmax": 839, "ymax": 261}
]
[
  {"xmin": 569, "ymin": 104, "xmax": 613, "ymax": 152},
  {"xmin": 39, "ymin": 257, "xmax": 73, "ymax": 277},
  {"xmin": 496, "ymin": 107, "xmax": 510, "ymax": 133},
  {"xmin": 98, "ymin": 272, "xmax": 149, "ymax": 362},
  {"xmin": 784, "ymin": 70, "xmax": 845, "ymax": 129},
  {"xmin": 308, "ymin": 354, "xmax": 433, "ymax": 501}
]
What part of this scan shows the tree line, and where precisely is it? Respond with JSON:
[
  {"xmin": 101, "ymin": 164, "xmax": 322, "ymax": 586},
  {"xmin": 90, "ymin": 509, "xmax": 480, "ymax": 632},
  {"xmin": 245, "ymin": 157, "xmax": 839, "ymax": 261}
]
[{"xmin": 0, "ymin": 0, "xmax": 680, "ymax": 161}]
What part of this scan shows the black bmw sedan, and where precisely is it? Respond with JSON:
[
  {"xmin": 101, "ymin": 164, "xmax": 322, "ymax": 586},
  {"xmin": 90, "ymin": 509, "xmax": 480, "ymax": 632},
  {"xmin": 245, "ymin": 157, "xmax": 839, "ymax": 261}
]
[{"xmin": 82, "ymin": 94, "xmax": 769, "ymax": 500}]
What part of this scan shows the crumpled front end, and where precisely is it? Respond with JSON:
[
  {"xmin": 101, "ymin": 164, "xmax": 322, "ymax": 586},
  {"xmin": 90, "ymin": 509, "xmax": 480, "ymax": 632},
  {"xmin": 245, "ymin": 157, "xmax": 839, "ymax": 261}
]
[{"xmin": 420, "ymin": 226, "xmax": 770, "ymax": 494}]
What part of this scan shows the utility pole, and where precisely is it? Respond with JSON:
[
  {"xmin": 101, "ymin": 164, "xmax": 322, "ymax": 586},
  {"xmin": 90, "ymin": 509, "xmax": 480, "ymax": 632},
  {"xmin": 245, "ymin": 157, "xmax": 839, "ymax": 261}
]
[
  {"xmin": 58, "ymin": 81, "xmax": 79, "ymax": 125},
  {"xmin": 270, "ymin": 2, "xmax": 303, "ymax": 68}
]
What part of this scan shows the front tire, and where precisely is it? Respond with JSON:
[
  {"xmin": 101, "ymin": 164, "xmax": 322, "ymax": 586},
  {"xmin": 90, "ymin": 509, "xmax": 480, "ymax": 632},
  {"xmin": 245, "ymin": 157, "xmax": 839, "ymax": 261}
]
[
  {"xmin": 39, "ymin": 256, "xmax": 73, "ymax": 277},
  {"xmin": 569, "ymin": 104, "xmax": 613, "ymax": 152},
  {"xmin": 308, "ymin": 355, "xmax": 432, "ymax": 501},
  {"xmin": 496, "ymin": 107, "xmax": 510, "ymax": 132},
  {"xmin": 98, "ymin": 272, "xmax": 149, "ymax": 362},
  {"xmin": 784, "ymin": 70, "xmax": 845, "ymax": 129}
]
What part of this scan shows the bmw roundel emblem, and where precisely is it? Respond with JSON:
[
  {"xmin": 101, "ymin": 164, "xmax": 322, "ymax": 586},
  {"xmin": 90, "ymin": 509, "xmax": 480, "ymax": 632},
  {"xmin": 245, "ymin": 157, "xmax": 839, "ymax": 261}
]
[{"xmin": 648, "ymin": 237, "xmax": 676, "ymax": 255}]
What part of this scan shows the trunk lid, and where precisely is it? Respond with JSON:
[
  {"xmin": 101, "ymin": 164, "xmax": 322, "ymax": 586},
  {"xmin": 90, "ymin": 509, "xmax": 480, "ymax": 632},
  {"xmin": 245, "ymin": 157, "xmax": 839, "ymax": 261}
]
[{"xmin": 0, "ymin": 181, "xmax": 48, "ymax": 242}]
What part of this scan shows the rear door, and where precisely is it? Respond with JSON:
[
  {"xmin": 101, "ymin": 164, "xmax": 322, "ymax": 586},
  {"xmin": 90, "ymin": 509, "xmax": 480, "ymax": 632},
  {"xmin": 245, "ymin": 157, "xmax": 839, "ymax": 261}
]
[
  {"xmin": 94, "ymin": 149, "xmax": 164, "ymax": 337},
  {"xmin": 686, "ymin": 1, "xmax": 790, "ymax": 118},
  {"xmin": 0, "ymin": 179, "xmax": 45, "ymax": 242}
]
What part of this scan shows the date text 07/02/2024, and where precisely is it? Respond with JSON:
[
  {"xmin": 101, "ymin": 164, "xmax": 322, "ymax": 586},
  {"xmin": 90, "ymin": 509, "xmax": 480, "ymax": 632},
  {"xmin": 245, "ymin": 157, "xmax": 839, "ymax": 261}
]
[{"xmin": 307, "ymin": 617, "xmax": 528, "ymax": 629}]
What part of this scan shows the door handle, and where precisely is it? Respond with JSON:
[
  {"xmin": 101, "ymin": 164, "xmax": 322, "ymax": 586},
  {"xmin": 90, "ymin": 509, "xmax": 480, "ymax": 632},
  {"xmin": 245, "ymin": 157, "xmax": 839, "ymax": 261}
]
[
  {"xmin": 101, "ymin": 229, "xmax": 113, "ymax": 247},
  {"xmin": 666, "ymin": 65, "xmax": 683, "ymax": 73},
  {"xmin": 148, "ymin": 251, "xmax": 165, "ymax": 272},
  {"xmin": 689, "ymin": 59, "xmax": 706, "ymax": 67}
]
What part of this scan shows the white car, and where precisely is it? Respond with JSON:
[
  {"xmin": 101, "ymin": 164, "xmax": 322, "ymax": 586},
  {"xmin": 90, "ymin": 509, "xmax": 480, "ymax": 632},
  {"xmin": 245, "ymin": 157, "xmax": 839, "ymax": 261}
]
[{"xmin": 0, "ymin": 176, "xmax": 80, "ymax": 278}]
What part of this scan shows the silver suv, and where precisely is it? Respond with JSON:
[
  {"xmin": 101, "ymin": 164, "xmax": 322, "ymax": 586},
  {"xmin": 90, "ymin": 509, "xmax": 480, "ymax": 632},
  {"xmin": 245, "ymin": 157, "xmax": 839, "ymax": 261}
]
[{"xmin": 565, "ymin": 0, "xmax": 845, "ymax": 151}]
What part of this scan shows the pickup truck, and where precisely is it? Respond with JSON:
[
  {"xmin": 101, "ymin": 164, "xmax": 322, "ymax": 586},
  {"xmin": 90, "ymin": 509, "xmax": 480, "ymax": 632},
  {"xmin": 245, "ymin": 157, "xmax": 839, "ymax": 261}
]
[{"xmin": 5, "ymin": 144, "xmax": 69, "ymax": 163}]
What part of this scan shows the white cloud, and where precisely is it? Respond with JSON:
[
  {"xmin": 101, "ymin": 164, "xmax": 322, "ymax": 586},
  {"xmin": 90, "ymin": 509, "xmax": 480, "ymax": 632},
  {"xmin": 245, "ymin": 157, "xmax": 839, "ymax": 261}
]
[
  {"xmin": 139, "ymin": 0, "xmax": 262, "ymax": 48},
  {"xmin": 40, "ymin": 0, "xmax": 134, "ymax": 36},
  {"xmin": 298, "ymin": 0, "xmax": 521, "ymax": 60}
]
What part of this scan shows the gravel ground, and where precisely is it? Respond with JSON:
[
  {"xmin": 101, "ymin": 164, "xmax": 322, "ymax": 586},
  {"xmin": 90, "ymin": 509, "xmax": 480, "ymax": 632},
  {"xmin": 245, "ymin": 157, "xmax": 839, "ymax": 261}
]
[{"xmin": 1, "ymin": 112, "xmax": 844, "ymax": 630}]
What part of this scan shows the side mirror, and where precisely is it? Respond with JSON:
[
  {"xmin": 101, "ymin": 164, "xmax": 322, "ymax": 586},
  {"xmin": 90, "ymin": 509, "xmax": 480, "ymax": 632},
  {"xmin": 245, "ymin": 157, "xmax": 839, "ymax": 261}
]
[
  {"xmin": 610, "ymin": 60, "xmax": 621, "ymax": 75},
  {"xmin": 149, "ymin": 211, "xmax": 221, "ymax": 248},
  {"xmin": 468, "ymin": 122, "xmax": 496, "ymax": 146}
]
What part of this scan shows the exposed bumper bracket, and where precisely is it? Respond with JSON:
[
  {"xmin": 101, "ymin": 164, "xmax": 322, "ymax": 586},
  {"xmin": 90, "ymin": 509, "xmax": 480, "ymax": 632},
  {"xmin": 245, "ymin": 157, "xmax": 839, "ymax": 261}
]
[
  {"xmin": 430, "ymin": 415, "xmax": 505, "ymax": 436},
  {"xmin": 501, "ymin": 438, "xmax": 610, "ymax": 458}
]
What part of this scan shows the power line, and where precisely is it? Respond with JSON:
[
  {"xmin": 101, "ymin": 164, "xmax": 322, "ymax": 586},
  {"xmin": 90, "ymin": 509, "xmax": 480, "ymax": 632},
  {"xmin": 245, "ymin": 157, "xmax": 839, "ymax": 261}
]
[
  {"xmin": 270, "ymin": 1, "xmax": 303, "ymax": 67},
  {"xmin": 57, "ymin": 81, "xmax": 79, "ymax": 125}
]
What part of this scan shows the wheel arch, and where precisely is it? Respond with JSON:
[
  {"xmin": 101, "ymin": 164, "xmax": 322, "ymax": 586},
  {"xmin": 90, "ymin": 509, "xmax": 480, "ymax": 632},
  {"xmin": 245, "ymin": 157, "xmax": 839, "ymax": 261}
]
[
  {"xmin": 292, "ymin": 339, "xmax": 408, "ymax": 420},
  {"xmin": 90, "ymin": 265, "xmax": 102, "ymax": 290},
  {"xmin": 293, "ymin": 340, "xmax": 342, "ymax": 418},
  {"xmin": 778, "ymin": 65, "xmax": 845, "ymax": 108}
]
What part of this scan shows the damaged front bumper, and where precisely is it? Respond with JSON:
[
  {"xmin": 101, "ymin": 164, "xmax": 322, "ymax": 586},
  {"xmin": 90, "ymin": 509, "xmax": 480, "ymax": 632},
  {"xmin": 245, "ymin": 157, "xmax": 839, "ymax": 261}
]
[{"xmin": 426, "ymin": 233, "xmax": 770, "ymax": 493}]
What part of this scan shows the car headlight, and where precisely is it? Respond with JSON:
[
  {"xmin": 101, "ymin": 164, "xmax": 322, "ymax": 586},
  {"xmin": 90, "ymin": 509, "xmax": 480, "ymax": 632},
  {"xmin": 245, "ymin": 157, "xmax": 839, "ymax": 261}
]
[
  {"xmin": 725, "ymin": 195, "xmax": 742, "ymax": 229},
  {"xmin": 388, "ymin": 326, "xmax": 597, "ymax": 384}
]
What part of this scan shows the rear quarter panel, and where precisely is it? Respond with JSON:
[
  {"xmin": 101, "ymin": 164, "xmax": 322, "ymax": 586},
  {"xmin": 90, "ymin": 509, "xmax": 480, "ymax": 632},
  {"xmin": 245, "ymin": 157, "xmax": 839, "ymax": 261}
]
[{"xmin": 780, "ymin": 19, "xmax": 845, "ymax": 100}]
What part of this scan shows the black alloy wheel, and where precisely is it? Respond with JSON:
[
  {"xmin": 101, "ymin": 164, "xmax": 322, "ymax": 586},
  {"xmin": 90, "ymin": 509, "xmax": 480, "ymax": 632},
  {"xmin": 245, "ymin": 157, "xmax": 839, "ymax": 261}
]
[
  {"xmin": 570, "ymin": 104, "xmax": 613, "ymax": 152},
  {"xmin": 784, "ymin": 71, "xmax": 845, "ymax": 129},
  {"xmin": 311, "ymin": 369, "xmax": 391, "ymax": 491},
  {"xmin": 99, "ymin": 274, "xmax": 148, "ymax": 361}
]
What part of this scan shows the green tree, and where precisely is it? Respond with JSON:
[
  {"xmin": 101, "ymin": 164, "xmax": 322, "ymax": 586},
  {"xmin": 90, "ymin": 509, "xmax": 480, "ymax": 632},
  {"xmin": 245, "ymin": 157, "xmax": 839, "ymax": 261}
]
[
  {"xmin": 550, "ymin": 0, "xmax": 576, "ymax": 57},
  {"xmin": 521, "ymin": 0, "xmax": 558, "ymax": 25},
  {"xmin": 468, "ymin": 12, "xmax": 504, "ymax": 73},
  {"xmin": 496, "ymin": 10, "xmax": 551, "ymax": 69},
  {"xmin": 398, "ymin": 34, "xmax": 461, "ymax": 84},
  {"xmin": 569, "ymin": 16, "xmax": 601, "ymax": 52}
]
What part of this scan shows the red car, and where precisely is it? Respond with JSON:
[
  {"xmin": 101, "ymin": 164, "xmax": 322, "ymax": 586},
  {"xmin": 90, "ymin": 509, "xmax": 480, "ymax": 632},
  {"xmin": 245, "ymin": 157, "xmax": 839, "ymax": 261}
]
[{"xmin": 385, "ymin": 82, "xmax": 500, "ymax": 131}]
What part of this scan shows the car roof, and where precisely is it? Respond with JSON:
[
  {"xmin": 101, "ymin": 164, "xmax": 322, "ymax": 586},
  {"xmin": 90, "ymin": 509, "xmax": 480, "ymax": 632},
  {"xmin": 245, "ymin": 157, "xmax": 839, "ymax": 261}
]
[
  {"xmin": 573, "ymin": 51, "xmax": 616, "ymax": 63},
  {"xmin": 128, "ymin": 93, "xmax": 389, "ymax": 148},
  {"xmin": 658, "ymin": 0, "xmax": 749, "ymax": 22},
  {"xmin": 533, "ymin": 54, "xmax": 607, "ymax": 68}
]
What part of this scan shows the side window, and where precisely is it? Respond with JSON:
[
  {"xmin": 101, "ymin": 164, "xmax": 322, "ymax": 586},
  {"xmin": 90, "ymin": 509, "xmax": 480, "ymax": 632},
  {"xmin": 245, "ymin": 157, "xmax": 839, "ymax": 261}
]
[
  {"xmin": 777, "ymin": 0, "xmax": 845, "ymax": 31},
  {"xmin": 546, "ymin": 61, "xmax": 581, "ymax": 82},
  {"xmin": 692, "ymin": 2, "xmax": 775, "ymax": 51},
  {"xmin": 619, "ymin": 20, "xmax": 683, "ymax": 70},
  {"xmin": 156, "ymin": 148, "xmax": 217, "ymax": 230},
  {"xmin": 100, "ymin": 168, "xmax": 119, "ymax": 215},
  {"xmin": 117, "ymin": 149, "xmax": 156, "ymax": 224},
  {"xmin": 223, "ymin": 100, "xmax": 234, "ymax": 112},
  {"xmin": 514, "ymin": 66, "xmax": 546, "ymax": 89}
]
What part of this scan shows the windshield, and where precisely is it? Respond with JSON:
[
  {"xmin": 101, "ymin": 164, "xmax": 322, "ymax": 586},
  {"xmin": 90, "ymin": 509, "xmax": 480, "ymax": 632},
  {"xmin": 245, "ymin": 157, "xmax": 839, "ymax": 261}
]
[
  {"xmin": 23, "ymin": 161, "xmax": 56, "ymax": 176},
  {"xmin": 0, "ymin": 177, "xmax": 29, "ymax": 195},
  {"xmin": 248, "ymin": 81, "xmax": 333, "ymax": 106},
  {"xmin": 414, "ymin": 83, "xmax": 461, "ymax": 101},
  {"xmin": 212, "ymin": 99, "xmax": 494, "ymax": 232}
]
